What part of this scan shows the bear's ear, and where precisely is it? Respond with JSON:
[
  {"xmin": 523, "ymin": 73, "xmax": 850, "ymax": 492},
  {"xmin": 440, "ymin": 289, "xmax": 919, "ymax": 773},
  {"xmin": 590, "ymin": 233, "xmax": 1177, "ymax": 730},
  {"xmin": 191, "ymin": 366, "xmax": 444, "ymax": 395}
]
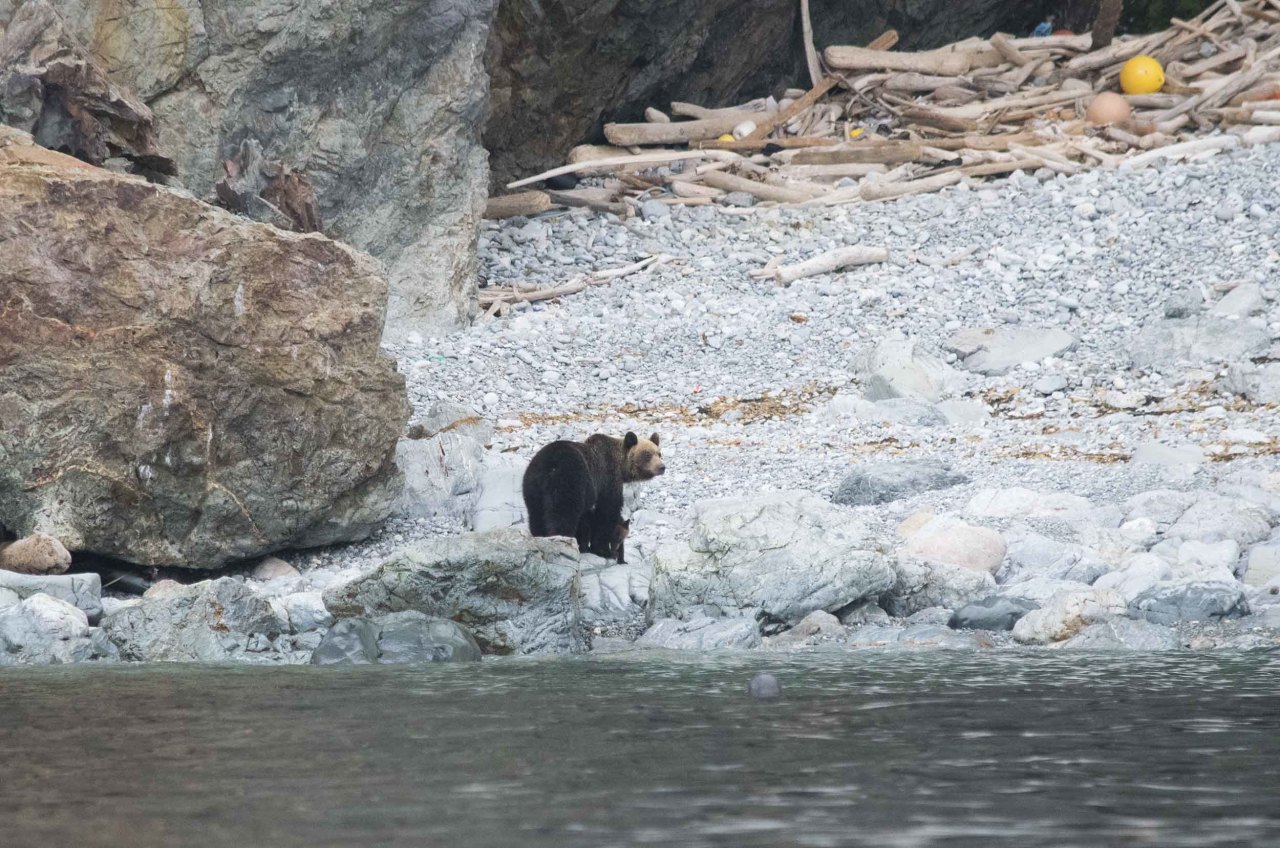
[
  {"xmin": 623, "ymin": 432, "xmax": 639, "ymax": 450},
  {"xmin": 649, "ymin": 433, "xmax": 660, "ymax": 447}
]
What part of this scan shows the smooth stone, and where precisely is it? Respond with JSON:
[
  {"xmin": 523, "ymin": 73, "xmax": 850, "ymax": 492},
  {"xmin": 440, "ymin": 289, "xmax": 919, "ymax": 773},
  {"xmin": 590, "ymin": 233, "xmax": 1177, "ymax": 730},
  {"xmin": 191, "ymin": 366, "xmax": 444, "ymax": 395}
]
[
  {"xmin": 748, "ymin": 672, "xmax": 781, "ymax": 699},
  {"xmin": 637, "ymin": 616, "xmax": 761, "ymax": 650},
  {"xmin": 1128, "ymin": 579, "xmax": 1248, "ymax": 626},
  {"xmin": 949, "ymin": 596, "xmax": 1038, "ymax": 632},
  {"xmin": 376, "ymin": 611, "xmax": 482, "ymax": 663},
  {"xmin": 310, "ymin": 618, "xmax": 381, "ymax": 665},
  {"xmin": 1060, "ymin": 618, "xmax": 1181, "ymax": 651}
]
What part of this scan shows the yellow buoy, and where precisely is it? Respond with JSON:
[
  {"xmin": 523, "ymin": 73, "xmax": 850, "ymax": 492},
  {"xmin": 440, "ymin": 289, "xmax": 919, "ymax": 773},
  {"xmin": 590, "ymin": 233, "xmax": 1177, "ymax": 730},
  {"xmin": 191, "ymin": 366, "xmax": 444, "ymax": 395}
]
[
  {"xmin": 1120, "ymin": 55, "xmax": 1165, "ymax": 95},
  {"xmin": 718, "ymin": 134, "xmax": 735, "ymax": 142}
]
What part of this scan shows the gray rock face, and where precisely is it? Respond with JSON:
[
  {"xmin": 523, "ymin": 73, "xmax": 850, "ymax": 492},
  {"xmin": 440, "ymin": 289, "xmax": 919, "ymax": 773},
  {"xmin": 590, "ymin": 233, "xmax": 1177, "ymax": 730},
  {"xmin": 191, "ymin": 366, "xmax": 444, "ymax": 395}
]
[
  {"xmin": 1220, "ymin": 362, "xmax": 1280, "ymax": 404},
  {"xmin": 376, "ymin": 611, "xmax": 482, "ymax": 663},
  {"xmin": 467, "ymin": 454, "xmax": 527, "ymax": 532},
  {"xmin": 1128, "ymin": 579, "xmax": 1248, "ymax": 626},
  {"xmin": 949, "ymin": 595, "xmax": 1038, "ymax": 632},
  {"xmin": 880, "ymin": 558, "xmax": 996, "ymax": 618},
  {"xmin": 947, "ymin": 326, "xmax": 1076, "ymax": 375},
  {"xmin": 636, "ymin": 616, "xmax": 761, "ymax": 650},
  {"xmin": 322, "ymin": 529, "xmax": 583, "ymax": 655},
  {"xmin": 0, "ymin": 569, "xmax": 102, "ymax": 622},
  {"xmin": 310, "ymin": 618, "xmax": 381, "ymax": 665},
  {"xmin": 395, "ymin": 404, "xmax": 492, "ymax": 520},
  {"xmin": 649, "ymin": 492, "xmax": 896, "ymax": 628},
  {"xmin": 2, "ymin": 0, "xmax": 497, "ymax": 337},
  {"xmin": 102, "ymin": 578, "xmax": 287, "ymax": 662},
  {"xmin": 0, "ymin": 130, "xmax": 409, "ymax": 568},
  {"xmin": 1164, "ymin": 495, "xmax": 1271, "ymax": 547},
  {"xmin": 1061, "ymin": 618, "xmax": 1181, "ymax": 651},
  {"xmin": 1130, "ymin": 316, "xmax": 1270, "ymax": 369},
  {"xmin": 857, "ymin": 338, "xmax": 958, "ymax": 402},
  {"xmin": 0, "ymin": 594, "xmax": 110, "ymax": 665}
]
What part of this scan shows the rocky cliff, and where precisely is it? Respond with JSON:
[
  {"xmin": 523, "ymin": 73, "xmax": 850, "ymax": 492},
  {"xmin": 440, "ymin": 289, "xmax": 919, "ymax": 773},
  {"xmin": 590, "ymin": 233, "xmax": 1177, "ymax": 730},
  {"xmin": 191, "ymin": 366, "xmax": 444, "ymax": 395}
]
[{"xmin": 0, "ymin": 0, "xmax": 497, "ymax": 338}]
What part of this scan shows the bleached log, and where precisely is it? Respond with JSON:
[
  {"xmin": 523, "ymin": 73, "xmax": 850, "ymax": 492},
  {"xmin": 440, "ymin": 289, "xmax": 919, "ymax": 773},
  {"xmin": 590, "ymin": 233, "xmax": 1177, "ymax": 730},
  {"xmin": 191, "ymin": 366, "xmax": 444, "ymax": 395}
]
[
  {"xmin": 990, "ymin": 33, "xmax": 1031, "ymax": 66},
  {"xmin": 699, "ymin": 170, "xmax": 815, "ymax": 202},
  {"xmin": 506, "ymin": 149, "xmax": 739, "ymax": 189},
  {"xmin": 767, "ymin": 246, "xmax": 890, "ymax": 284},
  {"xmin": 670, "ymin": 180, "xmax": 724, "ymax": 198},
  {"xmin": 484, "ymin": 191, "xmax": 552, "ymax": 219},
  {"xmin": 823, "ymin": 44, "xmax": 973, "ymax": 75},
  {"xmin": 860, "ymin": 171, "xmax": 962, "ymax": 201},
  {"xmin": 882, "ymin": 72, "xmax": 969, "ymax": 92},
  {"xmin": 1121, "ymin": 134, "xmax": 1242, "ymax": 169},
  {"xmin": 604, "ymin": 116, "xmax": 748, "ymax": 146},
  {"xmin": 644, "ymin": 107, "xmax": 671, "ymax": 123}
]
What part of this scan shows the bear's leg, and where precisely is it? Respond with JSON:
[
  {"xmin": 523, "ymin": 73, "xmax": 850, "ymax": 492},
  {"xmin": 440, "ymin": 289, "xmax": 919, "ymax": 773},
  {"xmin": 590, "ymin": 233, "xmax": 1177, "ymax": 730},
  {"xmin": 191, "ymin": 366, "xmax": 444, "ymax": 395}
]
[{"xmin": 526, "ymin": 489, "xmax": 548, "ymax": 537}]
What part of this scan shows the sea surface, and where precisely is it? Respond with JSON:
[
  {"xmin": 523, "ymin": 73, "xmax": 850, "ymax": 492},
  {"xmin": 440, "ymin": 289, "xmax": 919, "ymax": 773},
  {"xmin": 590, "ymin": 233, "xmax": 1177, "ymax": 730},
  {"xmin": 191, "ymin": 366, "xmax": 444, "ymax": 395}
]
[{"xmin": 2, "ymin": 650, "xmax": 1278, "ymax": 847}]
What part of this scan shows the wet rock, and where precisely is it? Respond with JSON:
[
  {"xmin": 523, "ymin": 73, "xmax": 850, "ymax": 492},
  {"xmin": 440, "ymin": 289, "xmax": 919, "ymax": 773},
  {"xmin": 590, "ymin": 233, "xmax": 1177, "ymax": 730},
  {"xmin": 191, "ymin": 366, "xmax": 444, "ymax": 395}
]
[
  {"xmin": 901, "ymin": 515, "xmax": 1006, "ymax": 574},
  {"xmin": 310, "ymin": 618, "xmax": 381, "ymax": 665},
  {"xmin": 748, "ymin": 672, "xmax": 782, "ymax": 699},
  {"xmin": 0, "ymin": 569, "xmax": 102, "ymax": 622},
  {"xmin": 949, "ymin": 596, "xmax": 1038, "ymax": 631},
  {"xmin": 1061, "ymin": 618, "xmax": 1180, "ymax": 651},
  {"xmin": 0, "ymin": 128, "xmax": 409, "ymax": 568},
  {"xmin": 1128, "ymin": 579, "xmax": 1248, "ymax": 626},
  {"xmin": 837, "ymin": 599, "xmax": 892, "ymax": 627},
  {"xmin": 396, "ymin": 403, "xmax": 492, "ymax": 520},
  {"xmin": 376, "ymin": 611, "xmax": 482, "ymax": 663},
  {"xmin": 0, "ymin": 533, "xmax": 71, "ymax": 575},
  {"xmin": 102, "ymin": 578, "xmax": 286, "ymax": 662},
  {"xmin": 323, "ymin": 529, "xmax": 583, "ymax": 656},
  {"xmin": 947, "ymin": 326, "xmax": 1076, "ymax": 376},
  {"xmin": 650, "ymin": 491, "xmax": 895, "ymax": 627},
  {"xmin": 857, "ymin": 337, "xmax": 959, "ymax": 402},
  {"xmin": 1129, "ymin": 315, "xmax": 1269, "ymax": 369},
  {"xmin": 1011, "ymin": 587, "xmax": 1125, "ymax": 644},
  {"xmin": 0, "ymin": 594, "xmax": 108, "ymax": 665},
  {"xmin": 637, "ymin": 616, "xmax": 761, "ymax": 650},
  {"xmin": 880, "ymin": 557, "xmax": 996, "ymax": 617}
]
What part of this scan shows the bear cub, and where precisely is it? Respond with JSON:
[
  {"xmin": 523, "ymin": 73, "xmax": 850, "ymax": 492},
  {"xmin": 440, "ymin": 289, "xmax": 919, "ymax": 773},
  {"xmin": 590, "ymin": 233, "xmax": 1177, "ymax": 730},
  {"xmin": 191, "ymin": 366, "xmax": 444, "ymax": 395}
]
[{"xmin": 522, "ymin": 432, "xmax": 663, "ymax": 559}]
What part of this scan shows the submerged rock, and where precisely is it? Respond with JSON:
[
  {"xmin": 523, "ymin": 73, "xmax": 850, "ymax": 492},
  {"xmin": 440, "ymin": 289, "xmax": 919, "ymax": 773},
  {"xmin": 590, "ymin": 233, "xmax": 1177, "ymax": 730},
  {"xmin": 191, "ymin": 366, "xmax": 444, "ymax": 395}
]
[
  {"xmin": 747, "ymin": 672, "xmax": 782, "ymax": 700},
  {"xmin": 949, "ymin": 596, "xmax": 1038, "ymax": 632},
  {"xmin": 0, "ymin": 128, "xmax": 409, "ymax": 568},
  {"xmin": 323, "ymin": 529, "xmax": 583, "ymax": 656},
  {"xmin": 310, "ymin": 619, "xmax": 382, "ymax": 666},
  {"xmin": 649, "ymin": 491, "xmax": 895, "ymax": 628},
  {"xmin": 1061, "ymin": 618, "xmax": 1181, "ymax": 651},
  {"xmin": 637, "ymin": 616, "xmax": 761, "ymax": 651}
]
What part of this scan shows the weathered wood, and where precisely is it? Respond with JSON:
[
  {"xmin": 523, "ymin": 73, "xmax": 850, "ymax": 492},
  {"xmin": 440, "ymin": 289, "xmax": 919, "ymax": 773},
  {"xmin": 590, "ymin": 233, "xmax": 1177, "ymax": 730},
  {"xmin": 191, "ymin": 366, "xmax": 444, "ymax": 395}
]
[
  {"xmin": 824, "ymin": 45, "xmax": 973, "ymax": 75},
  {"xmin": 768, "ymin": 246, "xmax": 890, "ymax": 284},
  {"xmin": 696, "ymin": 136, "xmax": 841, "ymax": 151},
  {"xmin": 990, "ymin": 32, "xmax": 1031, "ymax": 66},
  {"xmin": 604, "ymin": 116, "xmax": 745, "ymax": 146},
  {"xmin": 546, "ymin": 188, "xmax": 629, "ymax": 216},
  {"xmin": 800, "ymin": 0, "xmax": 822, "ymax": 88},
  {"xmin": 860, "ymin": 171, "xmax": 962, "ymax": 201},
  {"xmin": 484, "ymin": 191, "xmax": 552, "ymax": 219},
  {"xmin": 507, "ymin": 149, "xmax": 739, "ymax": 189},
  {"xmin": 743, "ymin": 76, "xmax": 839, "ymax": 141},
  {"xmin": 699, "ymin": 170, "xmax": 814, "ymax": 202}
]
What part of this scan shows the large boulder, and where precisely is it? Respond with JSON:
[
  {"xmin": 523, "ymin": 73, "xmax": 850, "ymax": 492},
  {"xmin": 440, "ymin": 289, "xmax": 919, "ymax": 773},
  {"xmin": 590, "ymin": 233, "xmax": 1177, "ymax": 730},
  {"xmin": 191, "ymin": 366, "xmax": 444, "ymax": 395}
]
[
  {"xmin": 0, "ymin": 0, "xmax": 497, "ymax": 336},
  {"xmin": 649, "ymin": 492, "xmax": 896, "ymax": 628},
  {"xmin": 0, "ymin": 129, "xmax": 409, "ymax": 568},
  {"xmin": 485, "ymin": 0, "xmax": 1030, "ymax": 185},
  {"xmin": 310, "ymin": 611, "xmax": 482, "ymax": 665},
  {"xmin": 101, "ymin": 577, "xmax": 287, "ymax": 662},
  {"xmin": 0, "ymin": 593, "xmax": 112, "ymax": 665},
  {"xmin": 0, "ymin": 568, "xmax": 102, "ymax": 621},
  {"xmin": 322, "ymin": 529, "xmax": 584, "ymax": 655}
]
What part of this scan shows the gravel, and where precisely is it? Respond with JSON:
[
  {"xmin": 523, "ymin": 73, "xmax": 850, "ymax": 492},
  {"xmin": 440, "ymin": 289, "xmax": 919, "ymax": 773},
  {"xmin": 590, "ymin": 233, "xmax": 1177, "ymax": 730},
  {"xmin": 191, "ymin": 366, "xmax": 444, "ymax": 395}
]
[{"xmin": 282, "ymin": 141, "xmax": 1280, "ymax": 649}]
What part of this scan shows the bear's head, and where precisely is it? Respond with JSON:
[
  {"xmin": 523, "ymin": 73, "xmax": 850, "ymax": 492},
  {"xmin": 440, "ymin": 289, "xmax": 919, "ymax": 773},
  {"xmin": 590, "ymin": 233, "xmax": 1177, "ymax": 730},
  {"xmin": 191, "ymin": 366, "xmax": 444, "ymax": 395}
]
[{"xmin": 622, "ymin": 432, "xmax": 665, "ymax": 481}]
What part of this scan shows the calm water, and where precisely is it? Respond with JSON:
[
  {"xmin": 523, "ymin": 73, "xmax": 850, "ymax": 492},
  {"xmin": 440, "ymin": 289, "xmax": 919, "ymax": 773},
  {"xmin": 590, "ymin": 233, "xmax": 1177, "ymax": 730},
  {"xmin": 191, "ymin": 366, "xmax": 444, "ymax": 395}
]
[{"xmin": 2, "ymin": 651, "xmax": 1278, "ymax": 847}]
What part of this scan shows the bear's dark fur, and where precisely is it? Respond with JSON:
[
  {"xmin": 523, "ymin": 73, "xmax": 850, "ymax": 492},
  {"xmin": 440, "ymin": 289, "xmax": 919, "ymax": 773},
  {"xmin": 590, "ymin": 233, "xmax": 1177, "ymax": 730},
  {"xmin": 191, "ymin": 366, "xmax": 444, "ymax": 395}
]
[{"xmin": 522, "ymin": 432, "xmax": 663, "ymax": 557}]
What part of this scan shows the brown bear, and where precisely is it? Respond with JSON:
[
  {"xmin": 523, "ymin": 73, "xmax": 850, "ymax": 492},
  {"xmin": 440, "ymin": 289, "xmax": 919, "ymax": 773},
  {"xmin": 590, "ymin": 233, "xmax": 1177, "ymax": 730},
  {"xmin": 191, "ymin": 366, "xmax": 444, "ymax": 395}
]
[
  {"xmin": 606, "ymin": 518, "xmax": 631, "ymax": 564},
  {"xmin": 522, "ymin": 432, "xmax": 663, "ymax": 558}
]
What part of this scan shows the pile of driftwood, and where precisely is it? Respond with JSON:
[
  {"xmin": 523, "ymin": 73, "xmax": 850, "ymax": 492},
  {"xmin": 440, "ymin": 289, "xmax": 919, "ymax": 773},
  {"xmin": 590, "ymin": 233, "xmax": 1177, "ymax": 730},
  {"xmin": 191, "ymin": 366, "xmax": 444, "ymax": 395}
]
[{"xmin": 487, "ymin": 0, "xmax": 1280, "ymax": 220}]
